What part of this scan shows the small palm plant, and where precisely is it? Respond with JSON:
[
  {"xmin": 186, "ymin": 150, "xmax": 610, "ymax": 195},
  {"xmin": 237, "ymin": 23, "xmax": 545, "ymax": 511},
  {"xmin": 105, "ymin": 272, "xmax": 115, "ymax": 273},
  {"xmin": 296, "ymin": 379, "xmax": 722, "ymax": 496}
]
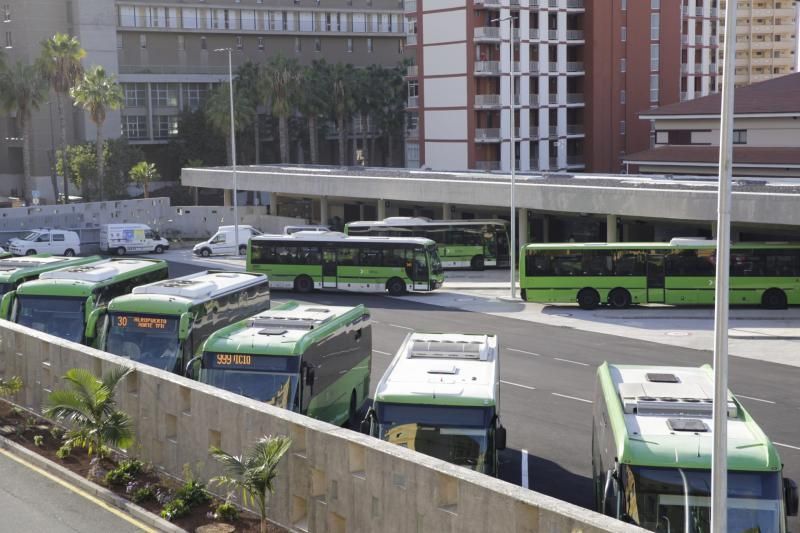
[
  {"xmin": 44, "ymin": 367, "xmax": 134, "ymax": 458},
  {"xmin": 210, "ymin": 435, "xmax": 292, "ymax": 533},
  {"xmin": 0, "ymin": 376, "xmax": 22, "ymax": 398},
  {"xmin": 128, "ymin": 161, "xmax": 158, "ymax": 199}
]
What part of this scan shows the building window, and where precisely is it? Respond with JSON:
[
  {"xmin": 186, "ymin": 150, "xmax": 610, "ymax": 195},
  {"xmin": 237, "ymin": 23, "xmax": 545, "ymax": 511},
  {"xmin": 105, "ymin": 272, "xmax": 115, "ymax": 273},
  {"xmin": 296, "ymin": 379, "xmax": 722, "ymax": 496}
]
[
  {"xmin": 182, "ymin": 83, "xmax": 208, "ymax": 110},
  {"xmin": 620, "ymin": 58, "xmax": 626, "ymax": 72},
  {"xmin": 346, "ymin": 38, "xmax": 353, "ymax": 52},
  {"xmin": 620, "ymin": 120, "xmax": 626, "ymax": 135},
  {"xmin": 152, "ymin": 83, "xmax": 178, "ymax": 107},
  {"xmin": 236, "ymin": 36, "xmax": 243, "ymax": 49},
  {"xmin": 123, "ymin": 83, "xmax": 146, "ymax": 108},
  {"xmin": 651, "ymin": 0, "xmax": 659, "ymax": 8},
  {"xmin": 3, "ymin": 4, "xmax": 11, "ymax": 22},
  {"xmin": 122, "ymin": 115, "xmax": 148, "ymax": 139},
  {"xmin": 314, "ymin": 37, "xmax": 321, "ymax": 51},
  {"xmin": 139, "ymin": 34, "xmax": 147, "ymax": 48},
  {"xmin": 201, "ymin": 36, "xmax": 207, "ymax": 50},
  {"xmin": 650, "ymin": 13, "xmax": 659, "ymax": 40},
  {"xmin": 258, "ymin": 37, "xmax": 264, "ymax": 50},
  {"xmin": 650, "ymin": 74, "xmax": 659, "ymax": 103},
  {"xmin": 117, "ymin": 34, "xmax": 123, "ymax": 50},
  {"xmin": 367, "ymin": 37, "xmax": 373, "ymax": 53},
  {"xmin": 732, "ymin": 130, "xmax": 747, "ymax": 144},
  {"xmin": 621, "ymin": 0, "xmax": 626, "ymax": 11},
  {"xmin": 154, "ymin": 115, "xmax": 179, "ymax": 139},
  {"xmin": 650, "ymin": 44, "xmax": 659, "ymax": 71},
  {"xmin": 621, "ymin": 26, "xmax": 626, "ymax": 42}
]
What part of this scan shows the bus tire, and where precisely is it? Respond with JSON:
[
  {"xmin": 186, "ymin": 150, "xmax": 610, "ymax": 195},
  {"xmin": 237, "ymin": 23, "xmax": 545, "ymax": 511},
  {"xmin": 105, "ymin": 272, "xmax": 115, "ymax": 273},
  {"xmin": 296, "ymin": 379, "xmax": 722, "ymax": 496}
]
[
  {"xmin": 115, "ymin": 247, "xmax": 126, "ymax": 256},
  {"xmin": 387, "ymin": 277, "xmax": 406, "ymax": 296},
  {"xmin": 470, "ymin": 255, "xmax": 485, "ymax": 271},
  {"xmin": 154, "ymin": 245, "xmax": 164, "ymax": 254},
  {"xmin": 577, "ymin": 288, "xmax": 600, "ymax": 310},
  {"xmin": 238, "ymin": 245, "xmax": 247, "ymax": 256},
  {"xmin": 761, "ymin": 288, "xmax": 787, "ymax": 310},
  {"xmin": 348, "ymin": 390, "xmax": 358, "ymax": 429},
  {"xmin": 294, "ymin": 275, "xmax": 313, "ymax": 293},
  {"xmin": 25, "ymin": 249, "xmax": 37, "ymax": 256},
  {"xmin": 608, "ymin": 288, "xmax": 631, "ymax": 309}
]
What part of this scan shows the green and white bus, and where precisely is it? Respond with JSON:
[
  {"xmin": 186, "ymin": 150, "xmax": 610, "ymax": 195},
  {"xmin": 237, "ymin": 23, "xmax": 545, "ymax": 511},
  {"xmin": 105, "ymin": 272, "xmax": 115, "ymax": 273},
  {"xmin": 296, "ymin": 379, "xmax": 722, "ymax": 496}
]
[
  {"xmin": 593, "ymin": 362, "xmax": 798, "ymax": 531},
  {"xmin": 3, "ymin": 258, "xmax": 168, "ymax": 345},
  {"xmin": 520, "ymin": 239, "xmax": 800, "ymax": 309},
  {"xmin": 345, "ymin": 217, "xmax": 509, "ymax": 270},
  {"xmin": 191, "ymin": 301, "xmax": 371, "ymax": 427},
  {"xmin": 247, "ymin": 231, "xmax": 444, "ymax": 296},
  {"xmin": 363, "ymin": 332, "xmax": 506, "ymax": 476},
  {"xmin": 0, "ymin": 254, "xmax": 99, "ymax": 301},
  {"xmin": 94, "ymin": 270, "xmax": 270, "ymax": 374}
]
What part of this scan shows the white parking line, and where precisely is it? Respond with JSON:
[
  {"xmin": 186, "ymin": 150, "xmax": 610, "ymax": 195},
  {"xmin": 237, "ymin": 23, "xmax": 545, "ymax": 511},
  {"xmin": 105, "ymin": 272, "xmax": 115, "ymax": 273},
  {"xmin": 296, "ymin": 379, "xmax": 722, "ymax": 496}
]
[
  {"xmin": 736, "ymin": 394, "xmax": 775, "ymax": 405},
  {"xmin": 388, "ymin": 324, "xmax": 414, "ymax": 330},
  {"xmin": 553, "ymin": 357, "xmax": 589, "ymax": 367},
  {"xmin": 521, "ymin": 449, "xmax": 529, "ymax": 489},
  {"xmin": 507, "ymin": 348, "xmax": 542, "ymax": 357},
  {"xmin": 501, "ymin": 380, "xmax": 537, "ymax": 391},
  {"xmin": 373, "ymin": 350, "xmax": 392, "ymax": 356},
  {"xmin": 775, "ymin": 442, "xmax": 800, "ymax": 451},
  {"xmin": 552, "ymin": 392, "xmax": 593, "ymax": 404}
]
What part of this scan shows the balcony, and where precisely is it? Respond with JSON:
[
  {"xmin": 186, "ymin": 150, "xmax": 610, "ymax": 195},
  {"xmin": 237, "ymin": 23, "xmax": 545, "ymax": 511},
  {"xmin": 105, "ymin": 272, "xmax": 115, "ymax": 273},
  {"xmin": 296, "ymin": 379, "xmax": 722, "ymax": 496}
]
[
  {"xmin": 474, "ymin": 0, "xmax": 501, "ymax": 6},
  {"xmin": 548, "ymin": 30, "xmax": 558, "ymax": 41},
  {"xmin": 406, "ymin": 33, "xmax": 417, "ymax": 46},
  {"xmin": 118, "ymin": 64, "xmax": 229, "ymax": 75},
  {"xmin": 548, "ymin": 62, "xmax": 558, "ymax": 73},
  {"xmin": 530, "ymin": 94, "xmax": 539, "ymax": 106},
  {"xmin": 406, "ymin": 65, "xmax": 418, "ymax": 77},
  {"xmin": 567, "ymin": 62, "xmax": 584, "ymax": 73},
  {"xmin": 567, "ymin": 155, "xmax": 585, "ymax": 167},
  {"xmin": 407, "ymin": 96, "xmax": 419, "ymax": 108},
  {"xmin": 548, "ymin": 125, "xmax": 557, "ymax": 137},
  {"xmin": 475, "ymin": 61, "xmax": 501, "ymax": 74},
  {"xmin": 475, "ymin": 128, "xmax": 501, "ymax": 142},
  {"xmin": 566, "ymin": 30, "xmax": 584, "ymax": 41},
  {"xmin": 567, "ymin": 124, "xmax": 584, "ymax": 136},
  {"xmin": 529, "ymin": 29, "xmax": 539, "ymax": 39},
  {"xmin": 529, "ymin": 127, "xmax": 539, "ymax": 139},
  {"xmin": 475, "ymin": 94, "xmax": 501, "ymax": 107},
  {"xmin": 566, "ymin": 0, "xmax": 584, "ymax": 9},
  {"xmin": 529, "ymin": 62, "xmax": 540, "ymax": 73},
  {"xmin": 404, "ymin": 0, "xmax": 417, "ymax": 13},
  {"xmin": 406, "ymin": 128, "xmax": 419, "ymax": 140},
  {"xmin": 474, "ymin": 160, "xmax": 501, "ymax": 171},
  {"xmin": 474, "ymin": 27, "xmax": 501, "ymax": 40},
  {"xmin": 566, "ymin": 93, "xmax": 584, "ymax": 105}
]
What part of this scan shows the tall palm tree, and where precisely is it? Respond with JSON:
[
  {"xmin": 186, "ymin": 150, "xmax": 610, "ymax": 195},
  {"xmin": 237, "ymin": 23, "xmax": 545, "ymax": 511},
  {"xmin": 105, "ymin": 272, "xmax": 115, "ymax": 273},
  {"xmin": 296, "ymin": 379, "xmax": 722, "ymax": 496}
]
[
  {"xmin": 128, "ymin": 161, "xmax": 158, "ymax": 198},
  {"xmin": 261, "ymin": 55, "xmax": 300, "ymax": 164},
  {"xmin": 235, "ymin": 61, "xmax": 264, "ymax": 164},
  {"xmin": 330, "ymin": 63, "xmax": 356, "ymax": 166},
  {"xmin": 0, "ymin": 61, "xmax": 48, "ymax": 203},
  {"xmin": 70, "ymin": 65, "xmax": 123, "ymax": 202},
  {"xmin": 44, "ymin": 367, "xmax": 134, "ymax": 458},
  {"xmin": 38, "ymin": 33, "xmax": 85, "ymax": 204},
  {"xmin": 211, "ymin": 435, "xmax": 291, "ymax": 533},
  {"xmin": 298, "ymin": 60, "xmax": 331, "ymax": 165},
  {"xmin": 376, "ymin": 64, "xmax": 407, "ymax": 167}
]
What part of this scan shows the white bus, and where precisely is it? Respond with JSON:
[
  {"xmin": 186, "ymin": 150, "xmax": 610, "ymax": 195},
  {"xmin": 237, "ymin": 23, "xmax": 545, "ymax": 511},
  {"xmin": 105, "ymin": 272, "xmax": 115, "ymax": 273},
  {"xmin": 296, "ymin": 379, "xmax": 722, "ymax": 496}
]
[{"xmin": 363, "ymin": 332, "xmax": 506, "ymax": 476}]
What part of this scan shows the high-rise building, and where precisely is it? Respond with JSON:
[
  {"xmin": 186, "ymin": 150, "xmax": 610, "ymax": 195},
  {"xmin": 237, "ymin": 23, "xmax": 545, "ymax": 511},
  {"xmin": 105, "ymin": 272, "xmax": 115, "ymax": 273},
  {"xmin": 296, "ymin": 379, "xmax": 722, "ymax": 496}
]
[{"xmin": 680, "ymin": 0, "xmax": 721, "ymax": 101}]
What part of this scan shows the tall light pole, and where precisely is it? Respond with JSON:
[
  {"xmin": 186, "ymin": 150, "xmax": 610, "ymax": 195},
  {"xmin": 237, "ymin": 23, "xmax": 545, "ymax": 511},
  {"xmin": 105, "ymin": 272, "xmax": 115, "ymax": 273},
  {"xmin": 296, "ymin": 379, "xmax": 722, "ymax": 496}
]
[
  {"xmin": 494, "ymin": 14, "xmax": 517, "ymax": 298},
  {"xmin": 214, "ymin": 47, "xmax": 240, "ymax": 255},
  {"xmin": 711, "ymin": 0, "xmax": 738, "ymax": 530}
]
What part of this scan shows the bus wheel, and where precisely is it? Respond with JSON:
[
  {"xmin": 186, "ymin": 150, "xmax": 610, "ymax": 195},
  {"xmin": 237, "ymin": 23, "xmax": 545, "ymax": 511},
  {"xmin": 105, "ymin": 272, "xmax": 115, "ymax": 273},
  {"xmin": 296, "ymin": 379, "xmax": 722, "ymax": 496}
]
[
  {"xmin": 387, "ymin": 278, "xmax": 406, "ymax": 296},
  {"xmin": 761, "ymin": 289, "xmax": 787, "ymax": 310},
  {"xmin": 470, "ymin": 255, "xmax": 485, "ymax": 271},
  {"xmin": 238, "ymin": 245, "xmax": 247, "ymax": 256},
  {"xmin": 154, "ymin": 245, "xmax": 164, "ymax": 254},
  {"xmin": 294, "ymin": 275, "xmax": 313, "ymax": 293},
  {"xmin": 577, "ymin": 288, "xmax": 600, "ymax": 310},
  {"xmin": 608, "ymin": 288, "xmax": 631, "ymax": 309},
  {"xmin": 116, "ymin": 247, "xmax": 126, "ymax": 256},
  {"xmin": 25, "ymin": 249, "xmax": 37, "ymax": 256},
  {"xmin": 348, "ymin": 391, "xmax": 358, "ymax": 429}
]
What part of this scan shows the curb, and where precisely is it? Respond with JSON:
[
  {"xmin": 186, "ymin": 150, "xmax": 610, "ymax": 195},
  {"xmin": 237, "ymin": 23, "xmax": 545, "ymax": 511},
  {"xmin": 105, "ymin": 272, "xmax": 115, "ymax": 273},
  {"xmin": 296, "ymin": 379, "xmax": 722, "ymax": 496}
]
[{"xmin": 0, "ymin": 435, "xmax": 186, "ymax": 533}]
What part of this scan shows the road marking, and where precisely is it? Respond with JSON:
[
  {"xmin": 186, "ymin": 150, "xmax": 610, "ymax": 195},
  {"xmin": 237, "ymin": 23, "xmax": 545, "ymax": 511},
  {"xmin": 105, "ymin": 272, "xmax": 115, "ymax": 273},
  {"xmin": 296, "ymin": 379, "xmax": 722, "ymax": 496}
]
[
  {"xmin": 507, "ymin": 348, "xmax": 542, "ymax": 357},
  {"xmin": 521, "ymin": 449, "xmax": 529, "ymax": 489},
  {"xmin": 553, "ymin": 357, "xmax": 589, "ymax": 367},
  {"xmin": 775, "ymin": 442, "xmax": 800, "ymax": 451},
  {"xmin": 373, "ymin": 350, "xmax": 392, "ymax": 356},
  {"xmin": 736, "ymin": 394, "xmax": 775, "ymax": 405},
  {"xmin": 388, "ymin": 323, "xmax": 414, "ymax": 330},
  {"xmin": 552, "ymin": 392, "xmax": 593, "ymax": 404},
  {"xmin": 501, "ymin": 380, "xmax": 537, "ymax": 391},
  {"xmin": 0, "ymin": 447, "xmax": 156, "ymax": 532}
]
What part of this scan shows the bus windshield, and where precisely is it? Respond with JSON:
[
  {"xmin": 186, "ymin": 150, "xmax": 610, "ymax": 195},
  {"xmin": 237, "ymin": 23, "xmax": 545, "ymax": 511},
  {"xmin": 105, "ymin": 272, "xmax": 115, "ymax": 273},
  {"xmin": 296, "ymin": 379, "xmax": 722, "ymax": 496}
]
[
  {"xmin": 429, "ymin": 246, "xmax": 443, "ymax": 275},
  {"xmin": 625, "ymin": 466, "xmax": 784, "ymax": 533},
  {"xmin": 376, "ymin": 403, "xmax": 494, "ymax": 474},
  {"xmin": 200, "ymin": 353, "xmax": 301, "ymax": 409},
  {"xmin": 0, "ymin": 283, "xmax": 10, "ymax": 296},
  {"xmin": 106, "ymin": 313, "xmax": 181, "ymax": 372},
  {"xmin": 16, "ymin": 295, "xmax": 85, "ymax": 343}
]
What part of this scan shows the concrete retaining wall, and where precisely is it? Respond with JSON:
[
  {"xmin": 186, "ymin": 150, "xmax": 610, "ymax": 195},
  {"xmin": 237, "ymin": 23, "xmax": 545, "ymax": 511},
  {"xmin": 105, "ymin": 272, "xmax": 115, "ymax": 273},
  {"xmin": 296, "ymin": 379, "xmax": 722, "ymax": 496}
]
[{"xmin": 0, "ymin": 321, "xmax": 643, "ymax": 533}]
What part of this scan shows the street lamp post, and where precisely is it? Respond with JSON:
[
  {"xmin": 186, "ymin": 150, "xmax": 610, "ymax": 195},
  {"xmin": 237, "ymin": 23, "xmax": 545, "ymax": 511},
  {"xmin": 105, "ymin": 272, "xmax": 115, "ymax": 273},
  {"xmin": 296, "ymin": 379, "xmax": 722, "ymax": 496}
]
[{"xmin": 214, "ymin": 47, "xmax": 240, "ymax": 256}]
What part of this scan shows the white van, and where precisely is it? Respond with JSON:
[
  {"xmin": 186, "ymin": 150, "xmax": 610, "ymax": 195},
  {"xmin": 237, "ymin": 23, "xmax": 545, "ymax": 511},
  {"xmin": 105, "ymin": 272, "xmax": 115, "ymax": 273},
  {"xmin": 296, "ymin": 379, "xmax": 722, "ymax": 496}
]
[
  {"xmin": 283, "ymin": 224, "xmax": 329, "ymax": 235},
  {"xmin": 9, "ymin": 229, "xmax": 81, "ymax": 257},
  {"xmin": 100, "ymin": 223, "xmax": 169, "ymax": 256},
  {"xmin": 192, "ymin": 225, "xmax": 261, "ymax": 257}
]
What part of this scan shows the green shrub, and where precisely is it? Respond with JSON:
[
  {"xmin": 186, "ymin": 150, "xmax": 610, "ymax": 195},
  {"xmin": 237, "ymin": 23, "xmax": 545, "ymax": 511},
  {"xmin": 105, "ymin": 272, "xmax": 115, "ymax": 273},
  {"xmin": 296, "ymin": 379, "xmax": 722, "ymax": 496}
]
[
  {"xmin": 160, "ymin": 498, "xmax": 190, "ymax": 521},
  {"xmin": 131, "ymin": 485, "xmax": 156, "ymax": 504},
  {"xmin": 55, "ymin": 445, "xmax": 72, "ymax": 460},
  {"xmin": 175, "ymin": 479, "xmax": 210, "ymax": 508},
  {"xmin": 105, "ymin": 458, "xmax": 144, "ymax": 486},
  {"xmin": 33, "ymin": 435, "xmax": 44, "ymax": 447},
  {"xmin": 213, "ymin": 501, "xmax": 239, "ymax": 522}
]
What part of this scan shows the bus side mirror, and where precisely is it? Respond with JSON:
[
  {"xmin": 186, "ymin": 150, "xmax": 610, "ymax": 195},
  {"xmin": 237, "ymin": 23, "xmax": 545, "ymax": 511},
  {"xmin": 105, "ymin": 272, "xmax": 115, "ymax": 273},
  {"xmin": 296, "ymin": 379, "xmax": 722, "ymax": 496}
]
[
  {"xmin": 495, "ymin": 425, "xmax": 507, "ymax": 451},
  {"xmin": 184, "ymin": 355, "xmax": 201, "ymax": 379},
  {"xmin": 359, "ymin": 409, "xmax": 374, "ymax": 435},
  {"xmin": 179, "ymin": 312, "xmax": 192, "ymax": 340},
  {"xmin": 785, "ymin": 478, "xmax": 799, "ymax": 516},
  {"xmin": 85, "ymin": 308, "xmax": 106, "ymax": 340},
  {"xmin": 0, "ymin": 291, "xmax": 15, "ymax": 320}
]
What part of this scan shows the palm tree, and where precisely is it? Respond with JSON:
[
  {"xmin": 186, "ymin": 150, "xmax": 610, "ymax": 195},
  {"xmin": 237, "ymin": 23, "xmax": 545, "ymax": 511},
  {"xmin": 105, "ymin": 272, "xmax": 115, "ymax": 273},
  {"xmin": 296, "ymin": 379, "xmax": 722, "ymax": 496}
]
[
  {"xmin": 0, "ymin": 61, "xmax": 48, "ymax": 203},
  {"xmin": 129, "ymin": 161, "xmax": 158, "ymax": 198},
  {"xmin": 235, "ymin": 61, "xmax": 264, "ymax": 165},
  {"xmin": 261, "ymin": 56, "xmax": 300, "ymax": 164},
  {"xmin": 298, "ymin": 60, "xmax": 331, "ymax": 165},
  {"xmin": 211, "ymin": 435, "xmax": 292, "ymax": 533},
  {"xmin": 70, "ymin": 66, "xmax": 123, "ymax": 202},
  {"xmin": 44, "ymin": 367, "xmax": 134, "ymax": 457},
  {"xmin": 38, "ymin": 33, "xmax": 85, "ymax": 204},
  {"xmin": 330, "ymin": 63, "xmax": 356, "ymax": 166},
  {"xmin": 376, "ymin": 64, "xmax": 407, "ymax": 167}
]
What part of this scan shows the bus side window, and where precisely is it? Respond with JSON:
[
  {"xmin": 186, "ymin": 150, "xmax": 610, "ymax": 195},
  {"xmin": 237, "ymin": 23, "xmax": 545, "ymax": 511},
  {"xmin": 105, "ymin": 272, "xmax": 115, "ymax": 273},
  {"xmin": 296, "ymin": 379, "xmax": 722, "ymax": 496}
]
[
  {"xmin": 300, "ymin": 246, "xmax": 321, "ymax": 265},
  {"xmin": 383, "ymin": 248, "xmax": 407, "ymax": 267},
  {"xmin": 360, "ymin": 248, "xmax": 382, "ymax": 267},
  {"xmin": 337, "ymin": 248, "xmax": 359, "ymax": 266},
  {"xmin": 527, "ymin": 253, "xmax": 551, "ymax": 276}
]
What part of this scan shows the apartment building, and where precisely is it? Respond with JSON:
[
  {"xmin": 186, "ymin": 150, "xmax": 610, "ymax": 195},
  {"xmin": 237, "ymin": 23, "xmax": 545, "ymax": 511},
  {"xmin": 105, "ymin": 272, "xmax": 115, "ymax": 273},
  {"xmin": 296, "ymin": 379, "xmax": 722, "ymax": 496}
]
[{"xmin": 681, "ymin": 0, "xmax": 721, "ymax": 100}]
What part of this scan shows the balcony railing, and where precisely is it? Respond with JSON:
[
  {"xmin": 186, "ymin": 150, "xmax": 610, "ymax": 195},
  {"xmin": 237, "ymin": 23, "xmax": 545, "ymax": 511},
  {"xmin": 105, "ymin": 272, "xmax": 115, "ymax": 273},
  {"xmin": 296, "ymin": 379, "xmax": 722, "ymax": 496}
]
[
  {"xmin": 566, "ymin": 0, "xmax": 584, "ymax": 8},
  {"xmin": 530, "ymin": 94, "xmax": 539, "ymax": 106},
  {"xmin": 475, "ymin": 128, "xmax": 501, "ymax": 141},
  {"xmin": 548, "ymin": 62, "xmax": 558, "ymax": 72},
  {"xmin": 119, "ymin": 64, "xmax": 229, "ymax": 74},
  {"xmin": 404, "ymin": 0, "xmax": 417, "ymax": 13},
  {"xmin": 475, "ymin": 94, "xmax": 501, "ymax": 107},
  {"xmin": 548, "ymin": 30, "xmax": 558, "ymax": 41},
  {"xmin": 407, "ymin": 96, "xmax": 419, "ymax": 108},
  {"xmin": 529, "ymin": 127, "xmax": 539, "ymax": 139},
  {"xmin": 474, "ymin": 0, "xmax": 501, "ymax": 5},
  {"xmin": 475, "ymin": 61, "xmax": 501, "ymax": 74},
  {"xmin": 406, "ymin": 128, "xmax": 419, "ymax": 140},
  {"xmin": 549, "ymin": 94, "xmax": 558, "ymax": 104},
  {"xmin": 406, "ymin": 65, "xmax": 418, "ymax": 77},
  {"xmin": 566, "ymin": 30, "xmax": 584, "ymax": 41},
  {"xmin": 566, "ymin": 93, "xmax": 584, "ymax": 104},
  {"xmin": 567, "ymin": 124, "xmax": 584, "ymax": 135},
  {"xmin": 529, "ymin": 62, "xmax": 540, "ymax": 73},
  {"xmin": 548, "ymin": 125, "xmax": 557, "ymax": 136},
  {"xmin": 567, "ymin": 61, "xmax": 584, "ymax": 72},
  {"xmin": 529, "ymin": 29, "xmax": 539, "ymax": 39},
  {"xmin": 474, "ymin": 27, "xmax": 500, "ymax": 40},
  {"xmin": 406, "ymin": 33, "xmax": 417, "ymax": 45}
]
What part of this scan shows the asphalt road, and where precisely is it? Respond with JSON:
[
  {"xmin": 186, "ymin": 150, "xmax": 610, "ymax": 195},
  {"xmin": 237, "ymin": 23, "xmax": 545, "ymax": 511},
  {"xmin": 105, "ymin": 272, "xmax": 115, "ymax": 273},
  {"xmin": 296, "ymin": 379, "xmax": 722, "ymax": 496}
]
[
  {"xmin": 168, "ymin": 261, "xmax": 800, "ymax": 530},
  {"xmin": 0, "ymin": 451, "xmax": 147, "ymax": 532}
]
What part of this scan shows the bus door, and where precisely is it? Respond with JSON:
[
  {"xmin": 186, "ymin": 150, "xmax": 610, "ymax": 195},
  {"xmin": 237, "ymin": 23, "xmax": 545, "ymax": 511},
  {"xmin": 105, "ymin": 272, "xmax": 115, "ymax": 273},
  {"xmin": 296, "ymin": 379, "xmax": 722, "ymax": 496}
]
[
  {"xmin": 322, "ymin": 248, "xmax": 337, "ymax": 288},
  {"xmin": 411, "ymin": 249, "xmax": 430, "ymax": 291},
  {"xmin": 646, "ymin": 255, "xmax": 666, "ymax": 303}
]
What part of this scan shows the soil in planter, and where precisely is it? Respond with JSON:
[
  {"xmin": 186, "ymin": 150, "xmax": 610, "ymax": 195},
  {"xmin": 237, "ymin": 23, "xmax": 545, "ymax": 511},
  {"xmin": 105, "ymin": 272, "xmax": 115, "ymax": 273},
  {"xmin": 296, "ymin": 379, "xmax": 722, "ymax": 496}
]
[{"xmin": 0, "ymin": 403, "xmax": 287, "ymax": 533}]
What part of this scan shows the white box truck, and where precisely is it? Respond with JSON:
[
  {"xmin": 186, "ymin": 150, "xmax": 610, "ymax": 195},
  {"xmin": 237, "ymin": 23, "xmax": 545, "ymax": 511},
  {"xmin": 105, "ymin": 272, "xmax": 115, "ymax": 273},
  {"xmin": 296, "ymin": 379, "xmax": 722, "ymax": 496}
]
[
  {"xmin": 192, "ymin": 225, "xmax": 261, "ymax": 257},
  {"xmin": 100, "ymin": 223, "xmax": 169, "ymax": 256}
]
